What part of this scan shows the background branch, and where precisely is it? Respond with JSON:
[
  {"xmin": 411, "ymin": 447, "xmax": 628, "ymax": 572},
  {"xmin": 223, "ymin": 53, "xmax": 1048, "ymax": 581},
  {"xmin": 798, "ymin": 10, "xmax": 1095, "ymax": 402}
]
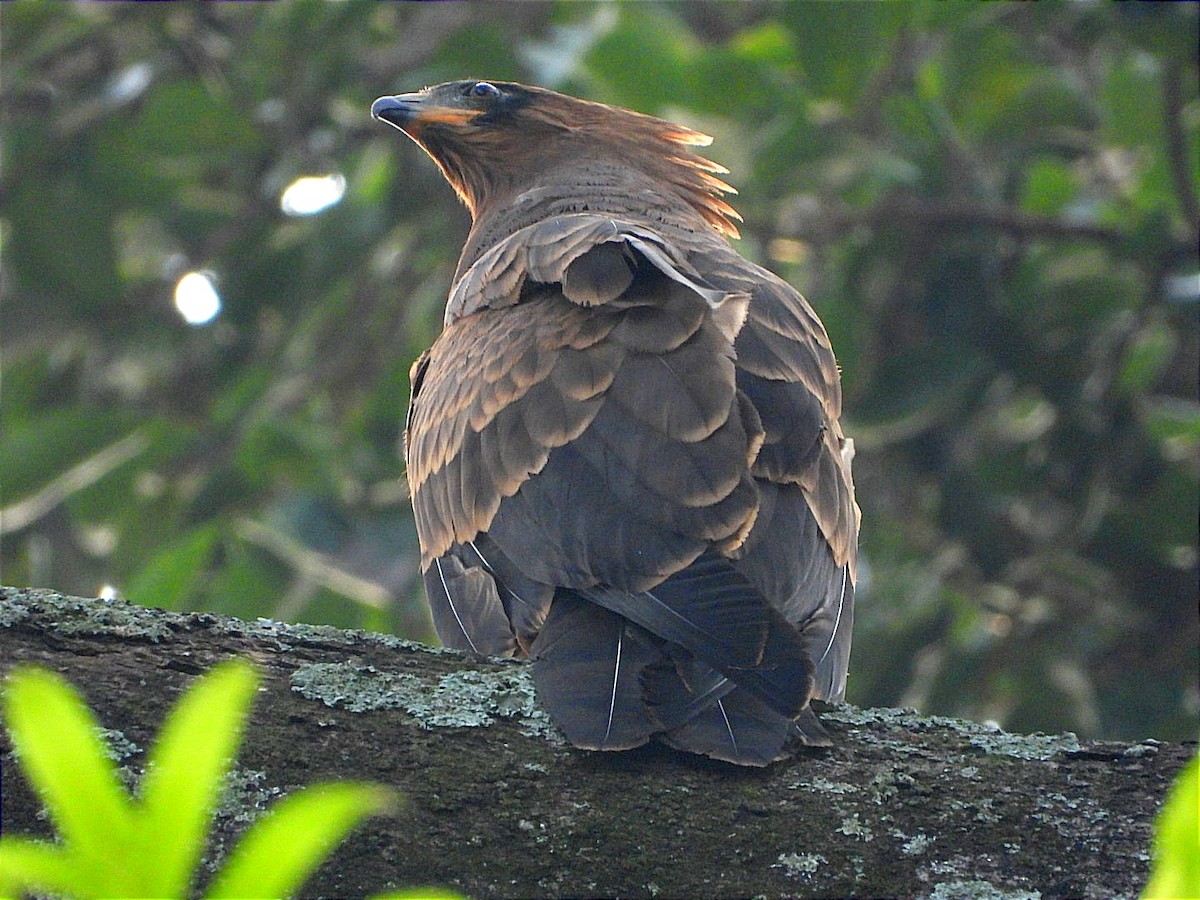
[
  {"xmin": 785, "ymin": 194, "xmax": 1134, "ymax": 246},
  {"xmin": 1163, "ymin": 59, "xmax": 1200, "ymax": 231}
]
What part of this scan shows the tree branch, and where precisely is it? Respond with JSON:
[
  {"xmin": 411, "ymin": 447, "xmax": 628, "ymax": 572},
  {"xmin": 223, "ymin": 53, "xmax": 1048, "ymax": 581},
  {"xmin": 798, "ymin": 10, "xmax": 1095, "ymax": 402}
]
[
  {"xmin": 1163, "ymin": 59, "xmax": 1200, "ymax": 231},
  {"xmin": 785, "ymin": 194, "xmax": 1133, "ymax": 247},
  {"xmin": 0, "ymin": 587, "xmax": 1191, "ymax": 900}
]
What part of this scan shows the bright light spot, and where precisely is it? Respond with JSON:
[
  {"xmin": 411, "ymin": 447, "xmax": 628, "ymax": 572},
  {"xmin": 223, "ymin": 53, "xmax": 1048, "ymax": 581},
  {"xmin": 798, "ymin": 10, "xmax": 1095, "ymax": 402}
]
[
  {"xmin": 81, "ymin": 525, "xmax": 118, "ymax": 557},
  {"xmin": 99, "ymin": 584, "xmax": 119, "ymax": 601},
  {"xmin": 280, "ymin": 173, "xmax": 346, "ymax": 217},
  {"xmin": 174, "ymin": 271, "xmax": 222, "ymax": 326},
  {"xmin": 107, "ymin": 62, "xmax": 153, "ymax": 104},
  {"xmin": 1165, "ymin": 272, "xmax": 1200, "ymax": 305}
]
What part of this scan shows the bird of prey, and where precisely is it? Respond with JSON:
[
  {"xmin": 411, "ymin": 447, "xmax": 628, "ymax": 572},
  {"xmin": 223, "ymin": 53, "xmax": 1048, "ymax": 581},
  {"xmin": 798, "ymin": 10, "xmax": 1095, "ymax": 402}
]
[{"xmin": 372, "ymin": 80, "xmax": 858, "ymax": 766}]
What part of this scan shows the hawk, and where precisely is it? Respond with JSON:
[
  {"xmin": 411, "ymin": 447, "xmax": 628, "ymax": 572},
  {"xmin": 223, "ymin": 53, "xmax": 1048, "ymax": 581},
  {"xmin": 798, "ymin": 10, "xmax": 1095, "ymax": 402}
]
[{"xmin": 372, "ymin": 80, "xmax": 858, "ymax": 765}]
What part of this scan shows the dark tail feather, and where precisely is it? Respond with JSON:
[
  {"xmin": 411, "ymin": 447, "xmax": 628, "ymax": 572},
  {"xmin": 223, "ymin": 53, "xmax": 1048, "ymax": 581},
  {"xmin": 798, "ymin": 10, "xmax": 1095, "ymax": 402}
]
[
  {"xmin": 659, "ymin": 684, "xmax": 795, "ymax": 767},
  {"xmin": 642, "ymin": 656, "xmax": 735, "ymax": 729},
  {"xmin": 423, "ymin": 555, "xmax": 517, "ymax": 657},
  {"xmin": 644, "ymin": 654, "xmax": 825, "ymax": 765},
  {"xmin": 791, "ymin": 705, "xmax": 833, "ymax": 747},
  {"xmin": 529, "ymin": 593, "xmax": 663, "ymax": 751},
  {"xmin": 529, "ymin": 589, "xmax": 833, "ymax": 764},
  {"xmin": 581, "ymin": 550, "xmax": 814, "ymax": 717}
]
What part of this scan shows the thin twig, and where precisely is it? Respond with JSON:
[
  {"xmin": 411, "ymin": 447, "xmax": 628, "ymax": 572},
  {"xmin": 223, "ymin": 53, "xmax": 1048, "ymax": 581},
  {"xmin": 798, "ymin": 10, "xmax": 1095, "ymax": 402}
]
[
  {"xmin": 0, "ymin": 431, "xmax": 151, "ymax": 535},
  {"xmin": 791, "ymin": 194, "xmax": 1131, "ymax": 246},
  {"xmin": 235, "ymin": 517, "xmax": 394, "ymax": 609}
]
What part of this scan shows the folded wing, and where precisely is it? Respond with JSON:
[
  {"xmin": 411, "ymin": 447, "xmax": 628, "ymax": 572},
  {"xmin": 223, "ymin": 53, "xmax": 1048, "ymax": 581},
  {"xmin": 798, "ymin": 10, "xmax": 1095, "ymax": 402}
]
[{"xmin": 407, "ymin": 214, "xmax": 856, "ymax": 763}]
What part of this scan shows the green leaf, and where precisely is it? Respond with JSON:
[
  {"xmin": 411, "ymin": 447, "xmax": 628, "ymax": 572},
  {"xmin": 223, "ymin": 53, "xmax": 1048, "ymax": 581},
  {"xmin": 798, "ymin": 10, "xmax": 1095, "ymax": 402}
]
[
  {"xmin": 730, "ymin": 20, "xmax": 795, "ymax": 67},
  {"xmin": 914, "ymin": 56, "xmax": 945, "ymax": 106},
  {"xmin": 1142, "ymin": 752, "xmax": 1200, "ymax": 899},
  {"xmin": 4, "ymin": 125, "xmax": 123, "ymax": 316},
  {"xmin": 205, "ymin": 783, "xmax": 396, "ymax": 900},
  {"xmin": 1020, "ymin": 158, "xmax": 1078, "ymax": 218},
  {"xmin": 0, "ymin": 838, "xmax": 89, "ymax": 900},
  {"xmin": 1103, "ymin": 55, "xmax": 1166, "ymax": 151},
  {"xmin": 1144, "ymin": 400, "xmax": 1200, "ymax": 447},
  {"xmin": 583, "ymin": 7, "xmax": 694, "ymax": 113},
  {"xmin": 778, "ymin": 2, "xmax": 908, "ymax": 101},
  {"xmin": 134, "ymin": 659, "xmax": 260, "ymax": 898},
  {"xmin": 119, "ymin": 78, "xmax": 263, "ymax": 165},
  {"xmin": 1119, "ymin": 320, "xmax": 1177, "ymax": 395},
  {"xmin": 123, "ymin": 523, "xmax": 221, "ymax": 611},
  {"xmin": 1, "ymin": 667, "xmax": 134, "ymax": 890}
]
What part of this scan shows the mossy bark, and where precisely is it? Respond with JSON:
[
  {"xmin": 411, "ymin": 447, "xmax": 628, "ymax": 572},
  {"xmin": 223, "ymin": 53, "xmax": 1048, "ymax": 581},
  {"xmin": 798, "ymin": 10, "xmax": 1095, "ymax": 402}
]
[{"xmin": 0, "ymin": 587, "xmax": 1192, "ymax": 900}]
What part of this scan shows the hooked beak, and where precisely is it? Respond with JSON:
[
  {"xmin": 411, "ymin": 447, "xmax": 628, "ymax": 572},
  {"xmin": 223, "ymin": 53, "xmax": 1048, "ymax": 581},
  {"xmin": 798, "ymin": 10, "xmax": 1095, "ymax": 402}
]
[{"xmin": 371, "ymin": 92, "xmax": 480, "ymax": 132}]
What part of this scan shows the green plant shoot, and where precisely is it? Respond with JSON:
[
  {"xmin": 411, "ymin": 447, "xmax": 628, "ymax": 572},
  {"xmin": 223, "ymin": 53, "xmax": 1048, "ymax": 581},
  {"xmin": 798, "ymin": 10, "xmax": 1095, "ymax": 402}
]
[
  {"xmin": 1142, "ymin": 749, "xmax": 1199, "ymax": 900},
  {"xmin": 0, "ymin": 660, "xmax": 403, "ymax": 899}
]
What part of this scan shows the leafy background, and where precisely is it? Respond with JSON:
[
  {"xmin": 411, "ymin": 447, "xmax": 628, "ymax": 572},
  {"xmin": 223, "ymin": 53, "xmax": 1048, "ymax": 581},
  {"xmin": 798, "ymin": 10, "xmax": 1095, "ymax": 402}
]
[{"xmin": 2, "ymin": 1, "xmax": 1196, "ymax": 742}]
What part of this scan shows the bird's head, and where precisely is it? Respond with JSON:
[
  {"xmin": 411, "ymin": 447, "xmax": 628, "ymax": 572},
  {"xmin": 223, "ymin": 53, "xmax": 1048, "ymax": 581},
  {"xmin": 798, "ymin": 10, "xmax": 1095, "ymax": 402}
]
[{"xmin": 371, "ymin": 80, "xmax": 741, "ymax": 237}]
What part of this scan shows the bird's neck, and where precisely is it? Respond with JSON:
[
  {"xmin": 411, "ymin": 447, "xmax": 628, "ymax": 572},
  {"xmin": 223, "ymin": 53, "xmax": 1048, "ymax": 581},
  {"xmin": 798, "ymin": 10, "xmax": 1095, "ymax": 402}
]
[{"xmin": 455, "ymin": 160, "xmax": 716, "ymax": 281}]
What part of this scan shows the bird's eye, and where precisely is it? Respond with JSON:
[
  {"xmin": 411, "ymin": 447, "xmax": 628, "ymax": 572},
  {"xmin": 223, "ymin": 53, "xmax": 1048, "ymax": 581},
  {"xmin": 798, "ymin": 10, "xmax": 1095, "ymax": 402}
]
[{"xmin": 468, "ymin": 81, "xmax": 501, "ymax": 99}]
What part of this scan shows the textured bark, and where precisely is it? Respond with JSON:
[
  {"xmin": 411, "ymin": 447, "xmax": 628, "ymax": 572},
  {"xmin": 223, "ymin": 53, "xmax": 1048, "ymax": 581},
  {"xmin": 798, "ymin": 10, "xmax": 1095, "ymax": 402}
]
[{"xmin": 0, "ymin": 586, "xmax": 1191, "ymax": 900}]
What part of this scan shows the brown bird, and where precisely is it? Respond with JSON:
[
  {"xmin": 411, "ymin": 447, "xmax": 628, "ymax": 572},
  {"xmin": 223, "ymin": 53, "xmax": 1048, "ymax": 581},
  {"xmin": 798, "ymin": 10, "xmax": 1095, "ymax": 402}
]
[{"xmin": 372, "ymin": 80, "xmax": 858, "ymax": 765}]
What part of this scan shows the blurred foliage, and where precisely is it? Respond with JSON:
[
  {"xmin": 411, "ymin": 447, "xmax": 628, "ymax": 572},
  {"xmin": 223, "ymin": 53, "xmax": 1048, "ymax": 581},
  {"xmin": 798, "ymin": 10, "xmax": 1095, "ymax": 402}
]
[{"xmin": 1, "ymin": 1, "xmax": 1196, "ymax": 742}]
